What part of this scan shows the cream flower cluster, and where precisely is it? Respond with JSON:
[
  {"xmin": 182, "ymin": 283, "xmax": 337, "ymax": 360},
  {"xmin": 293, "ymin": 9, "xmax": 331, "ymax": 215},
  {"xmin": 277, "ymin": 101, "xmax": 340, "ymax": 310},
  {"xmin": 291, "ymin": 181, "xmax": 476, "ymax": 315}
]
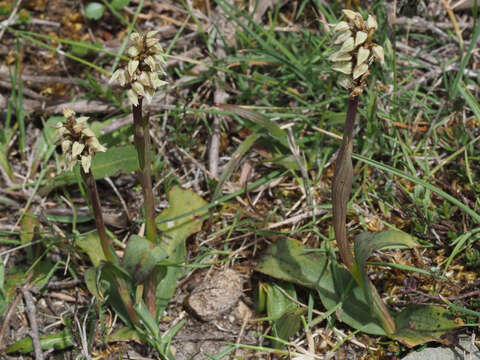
[
  {"xmin": 110, "ymin": 31, "xmax": 168, "ymax": 106},
  {"xmin": 55, "ymin": 109, "xmax": 106, "ymax": 173},
  {"xmin": 329, "ymin": 9, "xmax": 384, "ymax": 95}
]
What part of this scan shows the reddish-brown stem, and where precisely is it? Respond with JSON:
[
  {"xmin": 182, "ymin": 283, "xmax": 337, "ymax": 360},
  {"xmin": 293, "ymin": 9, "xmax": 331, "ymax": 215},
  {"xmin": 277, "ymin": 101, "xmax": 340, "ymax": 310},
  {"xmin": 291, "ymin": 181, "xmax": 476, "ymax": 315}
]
[
  {"xmin": 132, "ymin": 98, "xmax": 158, "ymax": 317},
  {"xmin": 81, "ymin": 169, "xmax": 139, "ymax": 325},
  {"xmin": 331, "ymin": 96, "xmax": 396, "ymax": 334},
  {"xmin": 82, "ymin": 169, "xmax": 116, "ymax": 263},
  {"xmin": 132, "ymin": 99, "xmax": 157, "ymax": 244},
  {"xmin": 332, "ymin": 96, "xmax": 358, "ymax": 271}
]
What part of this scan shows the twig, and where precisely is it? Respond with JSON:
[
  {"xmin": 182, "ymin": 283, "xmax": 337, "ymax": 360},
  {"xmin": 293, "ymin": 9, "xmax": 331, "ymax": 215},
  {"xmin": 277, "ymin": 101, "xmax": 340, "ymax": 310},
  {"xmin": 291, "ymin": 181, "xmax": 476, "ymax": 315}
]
[
  {"xmin": 0, "ymin": 80, "xmax": 47, "ymax": 100},
  {"xmin": 0, "ymin": 291, "xmax": 22, "ymax": 350},
  {"xmin": 22, "ymin": 289, "xmax": 44, "ymax": 360},
  {"xmin": 396, "ymin": 16, "xmax": 460, "ymax": 44},
  {"xmin": 0, "ymin": 0, "xmax": 23, "ymax": 42},
  {"xmin": 46, "ymin": 279, "xmax": 82, "ymax": 290}
]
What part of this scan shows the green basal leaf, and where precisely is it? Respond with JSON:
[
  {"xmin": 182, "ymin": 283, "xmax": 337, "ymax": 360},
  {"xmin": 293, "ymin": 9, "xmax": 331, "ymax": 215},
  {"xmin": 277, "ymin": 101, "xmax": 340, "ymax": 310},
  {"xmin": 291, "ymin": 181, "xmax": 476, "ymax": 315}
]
[
  {"xmin": 256, "ymin": 238, "xmax": 386, "ymax": 335},
  {"xmin": 272, "ymin": 308, "xmax": 304, "ymax": 348},
  {"xmin": 264, "ymin": 282, "xmax": 298, "ymax": 321},
  {"xmin": 156, "ymin": 186, "xmax": 208, "ymax": 255},
  {"xmin": 107, "ymin": 326, "xmax": 141, "ymax": 343},
  {"xmin": 84, "ymin": 267, "xmax": 103, "ymax": 301},
  {"xmin": 256, "ymin": 237, "xmax": 327, "ymax": 288},
  {"xmin": 155, "ymin": 243, "xmax": 185, "ymax": 317},
  {"xmin": 6, "ymin": 328, "xmax": 74, "ymax": 354},
  {"xmin": 75, "ymin": 231, "xmax": 107, "ymax": 267},
  {"xmin": 123, "ymin": 235, "xmax": 168, "ymax": 285},
  {"xmin": 316, "ymin": 261, "xmax": 386, "ymax": 335},
  {"xmin": 353, "ymin": 230, "xmax": 418, "ymax": 308},
  {"xmin": 393, "ymin": 305, "xmax": 464, "ymax": 347},
  {"xmin": 134, "ymin": 301, "xmax": 160, "ymax": 339},
  {"xmin": 154, "ymin": 186, "xmax": 207, "ymax": 318}
]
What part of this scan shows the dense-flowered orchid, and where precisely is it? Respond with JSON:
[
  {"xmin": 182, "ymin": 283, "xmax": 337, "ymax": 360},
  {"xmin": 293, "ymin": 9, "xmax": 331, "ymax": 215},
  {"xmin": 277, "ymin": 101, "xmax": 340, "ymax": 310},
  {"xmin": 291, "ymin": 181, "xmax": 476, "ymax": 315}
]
[{"xmin": 110, "ymin": 31, "xmax": 168, "ymax": 106}]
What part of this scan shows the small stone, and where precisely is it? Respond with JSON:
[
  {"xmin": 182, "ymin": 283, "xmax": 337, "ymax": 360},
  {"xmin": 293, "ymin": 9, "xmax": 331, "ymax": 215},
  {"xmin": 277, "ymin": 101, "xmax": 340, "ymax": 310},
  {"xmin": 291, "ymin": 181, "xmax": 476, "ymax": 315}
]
[
  {"xmin": 234, "ymin": 300, "xmax": 253, "ymax": 323},
  {"xmin": 187, "ymin": 269, "xmax": 244, "ymax": 321}
]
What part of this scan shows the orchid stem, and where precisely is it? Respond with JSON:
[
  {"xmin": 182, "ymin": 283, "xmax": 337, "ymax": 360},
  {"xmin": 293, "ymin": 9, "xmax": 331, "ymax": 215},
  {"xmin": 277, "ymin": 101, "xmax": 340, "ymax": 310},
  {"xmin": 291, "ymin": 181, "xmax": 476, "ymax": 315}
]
[
  {"xmin": 132, "ymin": 98, "xmax": 158, "ymax": 317},
  {"xmin": 132, "ymin": 99, "xmax": 157, "ymax": 244},
  {"xmin": 331, "ymin": 96, "xmax": 396, "ymax": 334},
  {"xmin": 332, "ymin": 95, "xmax": 358, "ymax": 272},
  {"xmin": 81, "ymin": 169, "xmax": 139, "ymax": 325}
]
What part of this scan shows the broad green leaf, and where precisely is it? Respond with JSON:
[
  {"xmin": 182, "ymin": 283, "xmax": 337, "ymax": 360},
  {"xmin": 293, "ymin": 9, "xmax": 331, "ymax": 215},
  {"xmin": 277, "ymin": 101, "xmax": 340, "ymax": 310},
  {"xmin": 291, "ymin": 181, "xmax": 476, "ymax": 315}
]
[
  {"xmin": 6, "ymin": 328, "xmax": 74, "ymax": 354},
  {"xmin": 156, "ymin": 186, "xmax": 208, "ymax": 256},
  {"xmin": 40, "ymin": 145, "xmax": 138, "ymax": 194},
  {"xmin": 264, "ymin": 282, "xmax": 298, "ymax": 321},
  {"xmin": 256, "ymin": 238, "xmax": 386, "ymax": 335},
  {"xmin": 107, "ymin": 326, "xmax": 141, "ymax": 343},
  {"xmin": 75, "ymin": 231, "xmax": 107, "ymax": 267},
  {"xmin": 134, "ymin": 301, "xmax": 160, "ymax": 339},
  {"xmin": 316, "ymin": 261, "xmax": 386, "ymax": 335},
  {"xmin": 353, "ymin": 230, "xmax": 418, "ymax": 311},
  {"xmin": 84, "ymin": 267, "xmax": 103, "ymax": 301},
  {"xmin": 123, "ymin": 235, "xmax": 168, "ymax": 285},
  {"xmin": 90, "ymin": 262, "xmax": 133, "ymax": 325},
  {"xmin": 84, "ymin": 2, "xmax": 104, "ymax": 20},
  {"xmin": 261, "ymin": 282, "xmax": 303, "ymax": 348},
  {"xmin": 155, "ymin": 243, "xmax": 185, "ymax": 318},
  {"xmin": 393, "ymin": 305, "xmax": 464, "ymax": 347},
  {"xmin": 153, "ymin": 186, "xmax": 209, "ymax": 321},
  {"xmin": 273, "ymin": 308, "xmax": 304, "ymax": 348},
  {"xmin": 256, "ymin": 237, "xmax": 328, "ymax": 288}
]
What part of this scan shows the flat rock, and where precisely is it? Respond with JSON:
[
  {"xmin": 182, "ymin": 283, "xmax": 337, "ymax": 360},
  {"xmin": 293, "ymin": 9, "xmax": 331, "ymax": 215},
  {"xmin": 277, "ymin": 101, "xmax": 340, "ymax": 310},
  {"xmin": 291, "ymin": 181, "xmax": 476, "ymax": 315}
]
[
  {"xmin": 187, "ymin": 268, "xmax": 244, "ymax": 321},
  {"xmin": 402, "ymin": 339, "xmax": 480, "ymax": 360}
]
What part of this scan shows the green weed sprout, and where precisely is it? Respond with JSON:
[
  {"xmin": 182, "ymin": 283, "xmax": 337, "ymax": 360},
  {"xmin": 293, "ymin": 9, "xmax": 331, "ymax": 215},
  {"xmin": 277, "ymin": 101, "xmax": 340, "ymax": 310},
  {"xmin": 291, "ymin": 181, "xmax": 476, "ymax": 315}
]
[
  {"xmin": 110, "ymin": 31, "xmax": 168, "ymax": 317},
  {"xmin": 329, "ymin": 9, "xmax": 395, "ymax": 333}
]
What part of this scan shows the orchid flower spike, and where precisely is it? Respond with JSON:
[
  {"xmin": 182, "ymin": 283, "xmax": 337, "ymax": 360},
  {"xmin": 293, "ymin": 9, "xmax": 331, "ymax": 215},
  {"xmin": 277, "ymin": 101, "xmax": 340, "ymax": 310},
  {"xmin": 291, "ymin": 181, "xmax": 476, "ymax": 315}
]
[
  {"xmin": 110, "ymin": 30, "xmax": 168, "ymax": 106},
  {"xmin": 55, "ymin": 108, "xmax": 106, "ymax": 173},
  {"xmin": 329, "ymin": 10, "xmax": 384, "ymax": 96}
]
